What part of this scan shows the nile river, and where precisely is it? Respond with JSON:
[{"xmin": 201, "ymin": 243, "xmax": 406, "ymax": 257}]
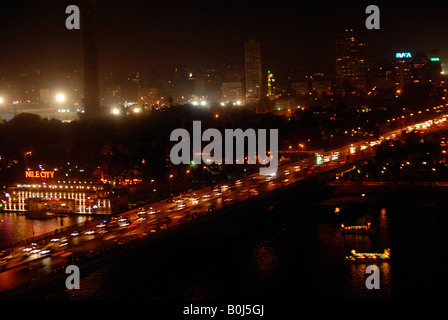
[
  {"xmin": 66, "ymin": 202, "xmax": 447, "ymax": 300},
  {"xmin": 3, "ymin": 199, "xmax": 448, "ymax": 300},
  {"xmin": 0, "ymin": 212, "xmax": 94, "ymax": 249}
]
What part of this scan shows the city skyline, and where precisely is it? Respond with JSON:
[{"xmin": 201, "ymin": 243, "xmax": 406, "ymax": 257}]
[{"xmin": 0, "ymin": 1, "xmax": 447, "ymax": 75}]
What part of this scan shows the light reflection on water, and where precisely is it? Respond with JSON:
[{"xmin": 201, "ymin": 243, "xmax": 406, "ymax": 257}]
[
  {"xmin": 248, "ymin": 239, "xmax": 279, "ymax": 281},
  {"xmin": 0, "ymin": 212, "xmax": 93, "ymax": 248},
  {"xmin": 11, "ymin": 202, "xmax": 448, "ymax": 299},
  {"xmin": 70, "ymin": 205, "xmax": 396, "ymax": 300},
  {"xmin": 347, "ymin": 262, "xmax": 392, "ymax": 299}
]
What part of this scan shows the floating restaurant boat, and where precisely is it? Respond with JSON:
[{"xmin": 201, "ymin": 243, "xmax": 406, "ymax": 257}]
[
  {"xmin": 340, "ymin": 222, "xmax": 376, "ymax": 234},
  {"xmin": 2, "ymin": 172, "xmax": 129, "ymax": 216},
  {"xmin": 24, "ymin": 210, "xmax": 57, "ymax": 219},
  {"xmin": 345, "ymin": 248, "xmax": 390, "ymax": 263}
]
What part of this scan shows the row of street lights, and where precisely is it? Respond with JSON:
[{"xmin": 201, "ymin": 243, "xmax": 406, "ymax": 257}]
[{"xmin": 0, "ymin": 93, "xmax": 66, "ymax": 105}]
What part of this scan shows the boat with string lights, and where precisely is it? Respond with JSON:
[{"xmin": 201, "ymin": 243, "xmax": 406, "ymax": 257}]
[
  {"xmin": 345, "ymin": 248, "xmax": 390, "ymax": 263},
  {"xmin": 1, "ymin": 172, "xmax": 129, "ymax": 216},
  {"xmin": 340, "ymin": 222, "xmax": 376, "ymax": 234}
]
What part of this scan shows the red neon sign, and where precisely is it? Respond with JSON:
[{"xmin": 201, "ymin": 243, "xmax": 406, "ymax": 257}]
[{"xmin": 25, "ymin": 171, "xmax": 55, "ymax": 179}]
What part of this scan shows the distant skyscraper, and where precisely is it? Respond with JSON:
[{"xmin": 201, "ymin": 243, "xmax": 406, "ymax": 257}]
[
  {"xmin": 79, "ymin": 0, "xmax": 100, "ymax": 118},
  {"xmin": 244, "ymin": 40, "xmax": 262, "ymax": 102},
  {"xmin": 394, "ymin": 53, "xmax": 414, "ymax": 91},
  {"xmin": 335, "ymin": 28, "xmax": 367, "ymax": 93}
]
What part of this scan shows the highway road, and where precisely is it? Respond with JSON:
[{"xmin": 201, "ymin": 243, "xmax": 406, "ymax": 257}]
[{"xmin": 1, "ymin": 113, "xmax": 447, "ymax": 296}]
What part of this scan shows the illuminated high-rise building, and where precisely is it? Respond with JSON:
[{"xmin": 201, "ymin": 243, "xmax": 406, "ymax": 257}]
[
  {"xmin": 79, "ymin": 0, "xmax": 101, "ymax": 118},
  {"xmin": 335, "ymin": 28, "xmax": 367, "ymax": 93},
  {"xmin": 244, "ymin": 40, "xmax": 262, "ymax": 102},
  {"xmin": 394, "ymin": 52, "xmax": 414, "ymax": 91},
  {"xmin": 267, "ymin": 71, "xmax": 274, "ymax": 97}
]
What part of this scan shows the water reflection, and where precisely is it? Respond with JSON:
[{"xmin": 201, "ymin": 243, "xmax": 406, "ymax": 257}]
[
  {"xmin": 343, "ymin": 208, "xmax": 392, "ymax": 298},
  {"xmin": 247, "ymin": 239, "xmax": 279, "ymax": 283},
  {"xmin": 16, "ymin": 203, "xmax": 442, "ymax": 300},
  {"xmin": 347, "ymin": 262, "xmax": 392, "ymax": 299},
  {"xmin": 0, "ymin": 212, "xmax": 93, "ymax": 248},
  {"xmin": 182, "ymin": 282, "xmax": 215, "ymax": 300},
  {"xmin": 313, "ymin": 206, "xmax": 394, "ymax": 298}
]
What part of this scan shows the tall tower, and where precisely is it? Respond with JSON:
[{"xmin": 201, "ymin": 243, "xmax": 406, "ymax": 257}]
[
  {"xmin": 79, "ymin": 0, "xmax": 100, "ymax": 118},
  {"xmin": 335, "ymin": 28, "xmax": 367, "ymax": 94},
  {"xmin": 244, "ymin": 40, "xmax": 262, "ymax": 103}
]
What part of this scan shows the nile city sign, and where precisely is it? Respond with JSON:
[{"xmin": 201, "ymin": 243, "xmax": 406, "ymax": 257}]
[{"xmin": 25, "ymin": 171, "xmax": 55, "ymax": 179}]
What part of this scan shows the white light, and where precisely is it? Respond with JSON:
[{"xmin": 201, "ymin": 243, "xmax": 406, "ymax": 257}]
[
  {"xmin": 112, "ymin": 108, "xmax": 120, "ymax": 115},
  {"xmin": 192, "ymin": 101, "xmax": 199, "ymax": 106},
  {"xmin": 56, "ymin": 93, "xmax": 65, "ymax": 103},
  {"xmin": 0, "ymin": 97, "xmax": 3, "ymax": 104},
  {"xmin": 201, "ymin": 101, "xmax": 207, "ymax": 106}
]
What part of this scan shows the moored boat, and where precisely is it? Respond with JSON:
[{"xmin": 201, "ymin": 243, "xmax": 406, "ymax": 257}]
[
  {"xmin": 25, "ymin": 210, "xmax": 57, "ymax": 219},
  {"xmin": 340, "ymin": 222, "xmax": 376, "ymax": 234},
  {"xmin": 345, "ymin": 248, "xmax": 390, "ymax": 263}
]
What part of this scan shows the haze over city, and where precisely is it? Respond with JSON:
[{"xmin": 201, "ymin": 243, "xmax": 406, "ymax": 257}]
[{"xmin": 0, "ymin": 1, "xmax": 447, "ymax": 73}]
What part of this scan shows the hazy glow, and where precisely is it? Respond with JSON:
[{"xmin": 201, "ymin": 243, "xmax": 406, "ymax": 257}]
[{"xmin": 56, "ymin": 93, "xmax": 65, "ymax": 103}]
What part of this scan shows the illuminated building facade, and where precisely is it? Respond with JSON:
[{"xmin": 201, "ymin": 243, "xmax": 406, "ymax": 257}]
[
  {"xmin": 222, "ymin": 81, "xmax": 244, "ymax": 103},
  {"xmin": 394, "ymin": 52, "xmax": 414, "ymax": 91},
  {"xmin": 335, "ymin": 29, "xmax": 367, "ymax": 93},
  {"xmin": 267, "ymin": 71, "xmax": 274, "ymax": 98},
  {"xmin": 244, "ymin": 40, "xmax": 263, "ymax": 102},
  {"xmin": 393, "ymin": 52, "xmax": 442, "ymax": 91},
  {"xmin": 3, "ymin": 176, "xmax": 128, "ymax": 215}
]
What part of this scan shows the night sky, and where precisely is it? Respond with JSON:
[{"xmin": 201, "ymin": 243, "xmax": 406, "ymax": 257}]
[{"xmin": 0, "ymin": 0, "xmax": 447, "ymax": 75}]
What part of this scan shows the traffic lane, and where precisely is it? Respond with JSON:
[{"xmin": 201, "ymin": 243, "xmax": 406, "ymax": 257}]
[
  {"xmin": 1, "ymin": 243, "xmax": 57, "ymax": 273},
  {"xmin": 0, "ymin": 255, "xmax": 57, "ymax": 292}
]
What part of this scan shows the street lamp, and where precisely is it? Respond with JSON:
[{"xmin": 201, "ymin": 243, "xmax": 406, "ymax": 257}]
[
  {"xmin": 56, "ymin": 93, "xmax": 65, "ymax": 103},
  {"xmin": 169, "ymin": 174, "xmax": 173, "ymax": 196}
]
